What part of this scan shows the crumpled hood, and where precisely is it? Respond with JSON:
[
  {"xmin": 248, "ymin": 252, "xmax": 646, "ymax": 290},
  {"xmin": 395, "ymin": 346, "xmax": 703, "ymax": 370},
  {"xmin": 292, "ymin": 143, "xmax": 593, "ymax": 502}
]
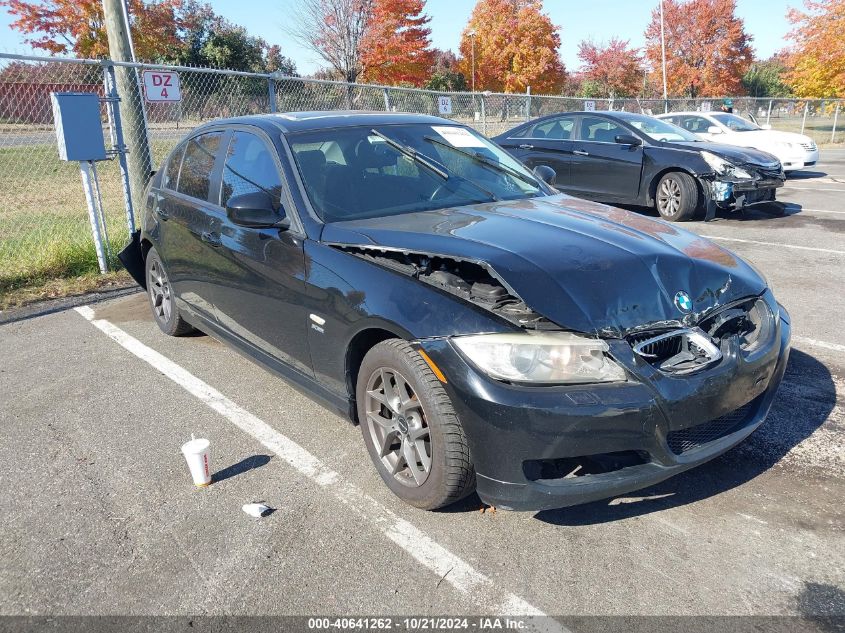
[
  {"xmin": 321, "ymin": 195, "xmax": 767, "ymax": 336},
  {"xmin": 664, "ymin": 140, "xmax": 781, "ymax": 167}
]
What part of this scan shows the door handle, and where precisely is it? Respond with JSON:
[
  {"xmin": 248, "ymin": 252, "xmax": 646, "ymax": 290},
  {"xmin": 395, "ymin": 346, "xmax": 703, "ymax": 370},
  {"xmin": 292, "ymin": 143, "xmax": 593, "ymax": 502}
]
[
  {"xmin": 201, "ymin": 231, "xmax": 221, "ymax": 247},
  {"xmin": 573, "ymin": 149, "xmax": 589, "ymax": 156},
  {"xmin": 518, "ymin": 144, "xmax": 534, "ymax": 150}
]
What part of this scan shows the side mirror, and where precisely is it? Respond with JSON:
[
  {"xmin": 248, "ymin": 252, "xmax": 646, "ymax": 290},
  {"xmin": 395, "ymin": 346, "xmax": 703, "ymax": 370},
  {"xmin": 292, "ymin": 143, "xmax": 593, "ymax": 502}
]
[
  {"xmin": 226, "ymin": 191, "xmax": 289, "ymax": 229},
  {"xmin": 614, "ymin": 134, "xmax": 642, "ymax": 146},
  {"xmin": 532, "ymin": 164, "xmax": 556, "ymax": 186},
  {"xmin": 707, "ymin": 126, "xmax": 723, "ymax": 134}
]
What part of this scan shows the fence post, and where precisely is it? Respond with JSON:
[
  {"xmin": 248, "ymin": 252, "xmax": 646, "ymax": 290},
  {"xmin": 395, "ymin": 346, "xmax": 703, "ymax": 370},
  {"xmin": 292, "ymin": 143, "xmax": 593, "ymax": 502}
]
[
  {"xmin": 79, "ymin": 161, "xmax": 109, "ymax": 274},
  {"xmin": 481, "ymin": 93, "xmax": 487, "ymax": 135},
  {"xmin": 832, "ymin": 103, "xmax": 840, "ymax": 144},
  {"xmin": 383, "ymin": 88, "xmax": 391, "ymax": 112},
  {"xmin": 766, "ymin": 100, "xmax": 773, "ymax": 125},
  {"xmin": 268, "ymin": 75, "xmax": 277, "ymax": 113},
  {"xmin": 526, "ymin": 86, "xmax": 531, "ymax": 121},
  {"xmin": 801, "ymin": 102, "xmax": 809, "ymax": 134},
  {"xmin": 103, "ymin": 62, "xmax": 136, "ymax": 234}
]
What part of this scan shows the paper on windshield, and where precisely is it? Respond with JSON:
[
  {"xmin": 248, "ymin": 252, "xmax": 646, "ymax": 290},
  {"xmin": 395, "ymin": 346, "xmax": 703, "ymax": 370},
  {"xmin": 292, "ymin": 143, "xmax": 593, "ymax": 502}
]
[{"xmin": 431, "ymin": 126, "xmax": 486, "ymax": 148}]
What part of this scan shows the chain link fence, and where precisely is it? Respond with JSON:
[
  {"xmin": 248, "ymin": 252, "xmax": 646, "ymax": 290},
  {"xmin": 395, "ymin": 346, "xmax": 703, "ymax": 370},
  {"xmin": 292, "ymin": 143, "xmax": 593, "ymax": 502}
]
[{"xmin": 1, "ymin": 50, "xmax": 843, "ymax": 297}]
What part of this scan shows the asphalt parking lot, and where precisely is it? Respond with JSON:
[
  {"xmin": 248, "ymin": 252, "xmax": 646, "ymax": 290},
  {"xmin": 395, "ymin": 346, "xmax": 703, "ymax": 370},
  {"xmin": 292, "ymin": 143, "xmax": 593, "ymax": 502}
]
[{"xmin": 1, "ymin": 151, "xmax": 843, "ymax": 624}]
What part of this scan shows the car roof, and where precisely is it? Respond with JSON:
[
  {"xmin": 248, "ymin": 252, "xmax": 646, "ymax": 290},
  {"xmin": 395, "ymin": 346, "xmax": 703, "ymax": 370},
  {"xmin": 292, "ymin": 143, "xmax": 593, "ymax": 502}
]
[
  {"xmin": 191, "ymin": 111, "xmax": 457, "ymax": 135},
  {"xmin": 656, "ymin": 111, "xmax": 716, "ymax": 117}
]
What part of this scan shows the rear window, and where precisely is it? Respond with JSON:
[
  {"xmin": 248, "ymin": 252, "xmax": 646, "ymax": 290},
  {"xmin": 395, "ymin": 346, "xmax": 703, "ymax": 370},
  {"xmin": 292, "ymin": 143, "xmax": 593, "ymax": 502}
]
[
  {"xmin": 162, "ymin": 143, "xmax": 185, "ymax": 190},
  {"xmin": 177, "ymin": 132, "xmax": 223, "ymax": 201}
]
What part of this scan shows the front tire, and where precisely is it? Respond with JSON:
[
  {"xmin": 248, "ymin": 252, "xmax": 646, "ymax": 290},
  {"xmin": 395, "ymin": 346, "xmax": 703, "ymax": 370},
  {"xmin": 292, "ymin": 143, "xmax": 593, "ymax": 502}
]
[
  {"xmin": 357, "ymin": 339, "xmax": 475, "ymax": 510},
  {"xmin": 655, "ymin": 171, "xmax": 699, "ymax": 221},
  {"xmin": 145, "ymin": 247, "xmax": 195, "ymax": 337}
]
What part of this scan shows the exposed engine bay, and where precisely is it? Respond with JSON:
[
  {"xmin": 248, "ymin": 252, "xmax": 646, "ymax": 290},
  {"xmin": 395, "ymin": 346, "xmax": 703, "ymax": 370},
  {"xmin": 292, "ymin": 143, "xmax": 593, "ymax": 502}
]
[{"xmin": 331, "ymin": 244, "xmax": 555, "ymax": 329}]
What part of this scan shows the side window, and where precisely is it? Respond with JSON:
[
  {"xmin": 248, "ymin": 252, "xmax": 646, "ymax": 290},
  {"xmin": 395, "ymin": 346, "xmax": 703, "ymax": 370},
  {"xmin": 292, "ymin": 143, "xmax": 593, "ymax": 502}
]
[
  {"xmin": 682, "ymin": 116, "xmax": 711, "ymax": 133},
  {"xmin": 514, "ymin": 116, "xmax": 576, "ymax": 140},
  {"xmin": 576, "ymin": 116, "xmax": 622, "ymax": 143},
  {"xmin": 221, "ymin": 131, "xmax": 283, "ymax": 209},
  {"xmin": 177, "ymin": 131, "xmax": 223, "ymax": 201},
  {"xmin": 162, "ymin": 143, "xmax": 185, "ymax": 190}
]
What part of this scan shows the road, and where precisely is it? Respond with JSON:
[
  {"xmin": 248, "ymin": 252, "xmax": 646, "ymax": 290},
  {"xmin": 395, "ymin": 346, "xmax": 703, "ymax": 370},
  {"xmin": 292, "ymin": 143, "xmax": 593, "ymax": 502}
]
[{"xmin": 1, "ymin": 152, "xmax": 843, "ymax": 626}]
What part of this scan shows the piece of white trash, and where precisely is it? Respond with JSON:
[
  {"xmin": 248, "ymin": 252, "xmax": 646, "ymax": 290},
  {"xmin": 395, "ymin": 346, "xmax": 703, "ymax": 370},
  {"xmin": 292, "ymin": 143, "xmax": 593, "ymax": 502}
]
[{"xmin": 242, "ymin": 503, "xmax": 272, "ymax": 518}]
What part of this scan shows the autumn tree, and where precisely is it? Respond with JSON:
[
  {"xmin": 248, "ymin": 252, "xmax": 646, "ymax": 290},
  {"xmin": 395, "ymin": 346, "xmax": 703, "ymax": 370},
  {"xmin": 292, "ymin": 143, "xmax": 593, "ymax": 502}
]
[
  {"xmin": 425, "ymin": 49, "xmax": 468, "ymax": 91},
  {"xmin": 457, "ymin": 0, "xmax": 565, "ymax": 94},
  {"xmin": 644, "ymin": 0, "xmax": 754, "ymax": 97},
  {"xmin": 0, "ymin": 0, "xmax": 184, "ymax": 61},
  {"xmin": 360, "ymin": 0, "xmax": 433, "ymax": 86},
  {"xmin": 784, "ymin": 0, "xmax": 845, "ymax": 98},
  {"xmin": 577, "ymin": 38, "xmax": 643, "ymax": 98},
  {"xmin": 289, "ymin": 0, "xmax": 374, "ymax": 83}
]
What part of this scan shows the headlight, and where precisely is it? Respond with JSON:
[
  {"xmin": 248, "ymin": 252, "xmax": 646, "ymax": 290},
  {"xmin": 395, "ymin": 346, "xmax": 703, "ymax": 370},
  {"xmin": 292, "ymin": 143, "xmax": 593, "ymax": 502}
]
[
  {"xmin": 453, "ymin": 331, "xmax": 627, "ymax": 384},
  {"xmin": 701, "ymin": 151, "xmax": 752, "ymax": 179}
]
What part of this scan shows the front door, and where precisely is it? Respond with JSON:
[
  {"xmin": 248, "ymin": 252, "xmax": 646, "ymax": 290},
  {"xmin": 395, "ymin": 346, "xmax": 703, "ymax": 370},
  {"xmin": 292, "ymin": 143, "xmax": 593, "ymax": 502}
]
[
  {"xmin": 568, "ymin": 115, "xmax": 643, "ymax": 200},
  {"xmin": 208, "ymin": 129, "xmax": 313, "ymax": 377}
]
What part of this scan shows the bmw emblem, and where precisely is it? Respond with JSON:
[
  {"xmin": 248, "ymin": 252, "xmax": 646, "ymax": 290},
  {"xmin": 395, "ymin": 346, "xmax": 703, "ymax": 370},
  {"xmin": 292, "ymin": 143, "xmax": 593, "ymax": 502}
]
[{"xmin": 674, "ymin": 291, "xmax": 693, "ymax": 313}]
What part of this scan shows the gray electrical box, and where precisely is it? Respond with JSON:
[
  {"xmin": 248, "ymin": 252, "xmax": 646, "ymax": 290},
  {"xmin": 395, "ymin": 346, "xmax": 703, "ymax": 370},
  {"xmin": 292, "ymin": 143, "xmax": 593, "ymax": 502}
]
[{"xmin": 51, "ymin": 92, "xmax": 107, "ymax": 162}]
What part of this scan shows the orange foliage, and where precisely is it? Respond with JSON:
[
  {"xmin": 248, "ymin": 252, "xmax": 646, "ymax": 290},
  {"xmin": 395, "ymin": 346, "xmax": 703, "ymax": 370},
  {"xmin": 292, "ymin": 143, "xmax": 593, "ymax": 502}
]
[
  {"xmin": 1, "ymin": 0, "xmax": 184, "ymax": 60},
  {"xmin": 577, "ymin": 38, "xmax": 643, "ymax": 98},
  {"xmin": 785, "ymin": 0, "xmax": 845, "ymax": 97},
  {"xmin": 644, "ymin": 0, "xmax": 753, "ymax": 97},
  {"xmin": 360, "ymin": 0, "xmax": 434, "ymax": 86},
  {"xmin": 457, "ymin": 0, "xmax": 565, "ymax": 94}
]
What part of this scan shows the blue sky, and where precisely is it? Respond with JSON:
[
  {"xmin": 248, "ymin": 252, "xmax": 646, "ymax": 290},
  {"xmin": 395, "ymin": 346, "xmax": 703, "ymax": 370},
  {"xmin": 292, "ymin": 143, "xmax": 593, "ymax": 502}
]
[{"xmin": 0, "ymin": 0, "xmax": 799, "ymax": 73}]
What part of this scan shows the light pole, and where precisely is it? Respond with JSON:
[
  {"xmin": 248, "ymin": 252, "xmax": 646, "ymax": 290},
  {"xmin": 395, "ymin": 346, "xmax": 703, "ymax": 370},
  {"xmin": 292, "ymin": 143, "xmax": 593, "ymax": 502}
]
[
  {"xmin": 468, "ymin": 29, "xmax": 477, "ymax": 93},
  {"xmin": 659, "ymin": 0, "xmax": 668, "ymax": 111}
]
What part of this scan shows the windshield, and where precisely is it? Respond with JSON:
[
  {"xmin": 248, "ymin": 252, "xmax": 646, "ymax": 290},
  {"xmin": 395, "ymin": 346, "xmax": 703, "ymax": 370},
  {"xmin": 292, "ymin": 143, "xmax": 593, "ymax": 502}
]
[
  {"xmin": 288, "ymin": 123, "xmax": 547, "ymax": 222},
  {"xmin": 711, "ymin": 113, "xmax": 760, "ymax": 132},
  {"xmin": 624, "ymin": 114, "xmax": 701, "ymax": 142}
]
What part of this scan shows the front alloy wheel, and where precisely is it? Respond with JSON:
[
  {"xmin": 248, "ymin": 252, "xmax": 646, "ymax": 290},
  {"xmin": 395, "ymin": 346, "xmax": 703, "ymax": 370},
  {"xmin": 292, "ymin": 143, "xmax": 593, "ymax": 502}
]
[
  {"xmin": 655, "ymin": 171, "xmax": 698, "ymax": 221},
  {"xmin": 357, "ymin": 339, "xmax": 475, "ymax": 510},
  {"xmin": 365, "ymin": 367, "xmax": 432, "ymax": 487}
]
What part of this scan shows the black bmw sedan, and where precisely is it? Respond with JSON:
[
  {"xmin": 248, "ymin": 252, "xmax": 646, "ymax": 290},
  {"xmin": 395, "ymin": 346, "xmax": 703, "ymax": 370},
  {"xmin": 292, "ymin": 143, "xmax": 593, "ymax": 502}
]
[
  {"xmin": 121, "ymin": 112, "xmax": 791, "ymax": 512},
  {"xmin": 493, "ymin": 111, "xmax": 785, "ymax": 221}
]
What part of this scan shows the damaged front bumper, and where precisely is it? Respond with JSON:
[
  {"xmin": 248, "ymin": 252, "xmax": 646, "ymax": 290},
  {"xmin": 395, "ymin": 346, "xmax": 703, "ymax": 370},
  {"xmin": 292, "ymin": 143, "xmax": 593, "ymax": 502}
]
[
  {"xmin": 702, "ymin": 166, "xmax": 785, "ymax": 220},
  {"xmin": 416, "ymin": 300, "xmax": 791, "ymax": 512}
]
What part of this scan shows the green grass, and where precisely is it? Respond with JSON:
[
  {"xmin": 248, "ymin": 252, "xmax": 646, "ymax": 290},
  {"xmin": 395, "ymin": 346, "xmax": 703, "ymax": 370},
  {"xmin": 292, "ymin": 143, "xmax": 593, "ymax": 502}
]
[{"xmin": 0, "ymin": 139, "xmax": 176, "ymax": 304}]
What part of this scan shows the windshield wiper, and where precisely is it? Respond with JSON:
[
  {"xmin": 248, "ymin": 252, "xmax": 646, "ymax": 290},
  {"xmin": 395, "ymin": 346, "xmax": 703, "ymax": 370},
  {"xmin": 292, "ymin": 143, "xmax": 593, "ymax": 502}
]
[
  {"xmin": 371, "ymin": 129, "xmax": 499, "ymax": 202},
  {"xmin": 424, "ymin": 135, "xmax": 543, "ymax": 190},
  {"xmin": 369, "ymin": 129, "xmax": 449, "ymax": 180}
]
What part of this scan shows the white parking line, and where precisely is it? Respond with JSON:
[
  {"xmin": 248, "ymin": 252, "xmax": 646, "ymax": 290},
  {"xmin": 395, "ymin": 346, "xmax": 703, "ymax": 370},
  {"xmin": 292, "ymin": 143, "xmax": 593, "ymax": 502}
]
[
  {"xmin": 73, "ymin": 305, "xmax": 563, "ymax": 627},
  {"xmin": 783, "ymin": 207, "xmax": 845, "ymax": 215},
  {"xmin": 793, "ymin": 336, "xmax": 845, "ymax": 354},
  {"xmin": 700, "ymin": 235, "xmax": 845, "ymax": 255},
  {"xmin": 783, "ymin": 186, "xmax": 845, "ymax": 192}
]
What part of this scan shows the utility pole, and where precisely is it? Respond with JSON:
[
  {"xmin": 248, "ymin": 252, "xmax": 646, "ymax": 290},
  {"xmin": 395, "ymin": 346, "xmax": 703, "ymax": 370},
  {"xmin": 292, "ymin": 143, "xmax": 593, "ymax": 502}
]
[
  {"xmin": 102, "ymin": 0, "xmax": 153, "ymax": 211},
  {"xmin": 659, "ymin": 0, "xmax": 668, "ymax": 112},
  {"xmin": 469, "ymin": 29, "xmax": 477, "ymax": 93}
]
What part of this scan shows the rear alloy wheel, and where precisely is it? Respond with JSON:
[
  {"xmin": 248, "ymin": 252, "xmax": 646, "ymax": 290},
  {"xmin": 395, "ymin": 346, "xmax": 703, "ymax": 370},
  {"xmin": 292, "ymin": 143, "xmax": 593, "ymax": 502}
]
[
  {"xmin": 357, "ymin": 339, "xmax": 475, "ymax": 510},
  {"xmin": 655, "ymin": 171, "xmax": 698, "ymax": 222},
  {"xmin": 145, "ymin": 247, "xmax": 195, "ymax": 337}
]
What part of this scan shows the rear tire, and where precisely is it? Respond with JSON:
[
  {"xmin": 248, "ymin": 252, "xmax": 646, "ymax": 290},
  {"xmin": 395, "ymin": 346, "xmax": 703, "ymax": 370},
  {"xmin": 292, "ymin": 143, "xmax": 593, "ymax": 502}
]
[
  {"xmin": 356, "ymin": 339, "xmax": 475, "ymax": 510},
  {"xmin": 655, "ymin": 171, "xmax": 699, "ymax": 222},
  {"xmin": 145, "ymin": 247, "xmax": 195, "ymax": 337}
]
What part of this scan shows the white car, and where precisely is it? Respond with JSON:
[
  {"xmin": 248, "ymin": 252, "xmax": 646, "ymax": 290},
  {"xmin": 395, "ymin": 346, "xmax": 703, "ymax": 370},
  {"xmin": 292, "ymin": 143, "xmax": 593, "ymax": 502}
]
[{"xmin": 656, "ymin": 111, "xmax": 819, "ymax": 172}]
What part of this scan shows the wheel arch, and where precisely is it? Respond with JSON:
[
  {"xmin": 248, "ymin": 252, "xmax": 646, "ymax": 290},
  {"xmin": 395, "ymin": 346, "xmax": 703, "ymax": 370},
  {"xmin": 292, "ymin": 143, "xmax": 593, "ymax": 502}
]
[
  {"xmin": 648, "ymin": 167, "xmax": 704, "ymax": 207},
  {"xmin": 345, "ymin": 325, "xmax": 408, "ymax": 424}
]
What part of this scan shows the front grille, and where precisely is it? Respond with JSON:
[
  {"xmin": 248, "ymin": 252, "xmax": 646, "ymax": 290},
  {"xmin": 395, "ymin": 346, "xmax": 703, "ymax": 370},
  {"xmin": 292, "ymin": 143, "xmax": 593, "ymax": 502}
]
[
  {"xmin": 666, "ymin": 400, "xmax": 757, "ymax": 455},
  {"xmin": 631, "ymin": 332, "xmax": 683, "ymax": 360}
]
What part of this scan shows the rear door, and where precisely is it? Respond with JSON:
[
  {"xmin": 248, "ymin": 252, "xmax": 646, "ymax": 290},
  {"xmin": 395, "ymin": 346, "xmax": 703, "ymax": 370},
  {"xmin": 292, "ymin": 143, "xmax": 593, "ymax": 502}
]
[
  {"xmin": 496, "ymin": 115, "xmax": 577, "ymax": 187},
  {"xmin": 568, "ymin": 115, "xmax": 643, "ymax": 200},
  {"xmin": 157, "ymin": 129, "xmax": 226, "ymax": 322},
  {"xmin": 207, "ymin": 128, "xmax": 313, "ymax": 377}
]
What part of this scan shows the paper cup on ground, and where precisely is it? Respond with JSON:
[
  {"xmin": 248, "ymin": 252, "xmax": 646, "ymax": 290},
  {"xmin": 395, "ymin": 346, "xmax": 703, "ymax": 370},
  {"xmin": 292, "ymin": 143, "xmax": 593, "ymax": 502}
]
[{"xmin": 181, "ymin": 437, "xmax": 211, "ymax": 486}]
